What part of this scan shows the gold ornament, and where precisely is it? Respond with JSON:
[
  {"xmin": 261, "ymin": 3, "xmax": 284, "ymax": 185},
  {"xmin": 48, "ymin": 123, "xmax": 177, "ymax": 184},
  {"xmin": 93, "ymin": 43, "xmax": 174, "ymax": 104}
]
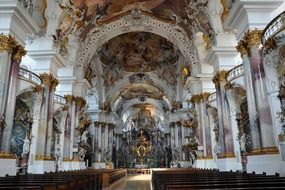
[
  {"xmin": 212, "ymin": 70, "xmax": 228, "ymax": 86},
  {"xmin": 64, "ymin": 95, "xmax": 75, "ymax": 104},
  {"xmin": 32, "ymin": 85, "xmax": 44, "ymax": 93},
  {"xmin": 39, "ymin": 73, "xmax": 59, "ymax": 90},
  {"xmin": 74, "ymin": 96, "xmax": 86, "ymax": 109},
  {"xmin": 236, "ymin": 40, "xmax": 248, "ymax": 56},
  {"xmin": 13, "ymin": 45, "xmax": 27, "ymax": 62},
  {"xmin": 244, "ymin": 29, "xmax": 262, "ymax": 48},
  {"xmin": 0, "ymin": 34, "xmax": 17, "ymax": 53}
]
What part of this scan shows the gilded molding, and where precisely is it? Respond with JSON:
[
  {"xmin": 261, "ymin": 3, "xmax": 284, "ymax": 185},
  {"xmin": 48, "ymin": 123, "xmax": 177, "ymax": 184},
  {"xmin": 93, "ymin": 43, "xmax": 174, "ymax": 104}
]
[
  {"xmin": 74, "ymin": 96, "xmax": 86, "ymax": 109},
  {"xmin": 35, "ymin": 155, "xmax": 53, "ymax": 161},
  {"xmin": 244, "ymin": 29, "xmax": 263, "ymax": 48},
  {"xmin": 0, "ymin": 151, "xmax": 14, "ymax": 159},
  {"xmin": 217, "ymin": 153, "xmax": 236, "ymax": 159},
  {"xmin": 212, "ymin": 70, "xmax": 228, "ymax": 86},
  {"xmin": 39, "ymin": 73, "xmax": 59, "ymax": 90},
  {"xmin": 247, "ymin": 146, "xmax": 279, "ymax": 156},
  {"xmin": 236, "ymin": 40, "xmax": 248, "ymax": 56}
]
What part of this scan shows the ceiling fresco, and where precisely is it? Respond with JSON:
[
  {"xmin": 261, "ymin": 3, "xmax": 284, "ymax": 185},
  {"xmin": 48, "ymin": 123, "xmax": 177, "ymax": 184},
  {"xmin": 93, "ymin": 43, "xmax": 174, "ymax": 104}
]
[
  {"xmin": 98, "ymin": 32, "xmax": 179, "ymax": 72},
  {"xmin": 119, "ymin": 83, "xmax": 164, "ymax": 101},
  {"xmin": 58, "ymin": 0, "xmax": 214, "ymax": 42}
]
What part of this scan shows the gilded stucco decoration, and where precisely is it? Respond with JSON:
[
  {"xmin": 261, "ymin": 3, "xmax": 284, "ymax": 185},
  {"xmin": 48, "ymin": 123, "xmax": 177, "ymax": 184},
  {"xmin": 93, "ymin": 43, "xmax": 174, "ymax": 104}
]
[
  {"xmin": 212, "ymin": 70, "xmax": 228, "ymax": 86},
  {"xmin": 0, "ymin": 34, "xmax": 27, "ymax": 61},
  {"xmin": 39, "ymin": 73, "xmax": 59, "ymax": 90},
  {"xmin": 57, "ymin": 0, "xmax": 214, "ymax": 42}
]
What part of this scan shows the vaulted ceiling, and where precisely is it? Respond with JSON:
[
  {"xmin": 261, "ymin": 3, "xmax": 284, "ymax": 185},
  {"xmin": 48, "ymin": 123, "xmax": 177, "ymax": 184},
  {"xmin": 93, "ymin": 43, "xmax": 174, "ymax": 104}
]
[{"xmin": 57, "ymin": 0, "xmax": 216, "ymax": 124}]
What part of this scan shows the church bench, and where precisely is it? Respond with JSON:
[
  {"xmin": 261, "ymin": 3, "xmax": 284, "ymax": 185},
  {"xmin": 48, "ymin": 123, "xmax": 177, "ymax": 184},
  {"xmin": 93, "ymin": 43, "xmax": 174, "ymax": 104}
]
[
  {"xmin": 152, "ymin": 169, "xmax": 285, "ymax": 190},
  {"xmin": 165, "ymin": 181, "xmax": 285, "ymax": 190},
  {"xmin": 91, "ymin": 169, "xmax": 127, "ymax": 187}
]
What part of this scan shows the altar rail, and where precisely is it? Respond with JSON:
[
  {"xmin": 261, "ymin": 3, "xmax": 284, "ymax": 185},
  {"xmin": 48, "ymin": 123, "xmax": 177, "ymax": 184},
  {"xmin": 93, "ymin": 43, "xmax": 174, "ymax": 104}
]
[
  {"xmin": 18, "ymin": 67, "xmax": 42, "ymax": 86},
  {"xmin": 262, "ymin": 11, "xmax": 285, "ymax": 45},
  {"xmin": 127, "ymin": 169, "xmax": 151, "ymax": 175}
]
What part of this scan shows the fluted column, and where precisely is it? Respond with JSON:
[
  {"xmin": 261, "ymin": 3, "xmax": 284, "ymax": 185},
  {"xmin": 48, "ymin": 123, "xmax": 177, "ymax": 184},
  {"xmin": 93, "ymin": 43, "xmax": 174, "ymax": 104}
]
[
  {"xmin": 212, "ymin": 71, "xmax": 235, "ymax": 157},
  {"xmin": 0, "ymin": 34, "xmax": 26, "ymax": 152},
  {"xmin": 243, "ymin": 30, "xmax": 276, "ymax": 150},
  {"xmin": 39, "ymin": 73, "xmax": 58, "ymax": 159}
]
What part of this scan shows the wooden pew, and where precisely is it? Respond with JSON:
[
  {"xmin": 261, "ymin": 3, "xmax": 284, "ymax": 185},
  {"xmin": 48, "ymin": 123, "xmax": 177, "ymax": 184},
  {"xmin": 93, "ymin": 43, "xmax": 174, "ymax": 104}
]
[{"xmin": 152, "ymin": 168, "xmax": 285, "ymax": 190}]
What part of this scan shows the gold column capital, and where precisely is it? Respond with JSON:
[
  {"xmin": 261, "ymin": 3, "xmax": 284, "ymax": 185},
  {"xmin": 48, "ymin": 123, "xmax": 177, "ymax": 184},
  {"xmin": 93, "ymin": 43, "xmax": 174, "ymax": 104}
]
[
  {"xmin": 190, "ymin": 94, "xmax": 202, "ymax": 104},
  {"xmin": 0, "ymin": 34, "xmax": 17, "ymax": 53},
  {"xmin": 64, "ymin": 94, "xmax": 75, "ymax": 104},
  {"xmin": 244, "ymin": 29, "xmax": 262, "ymax": 48},
  {"xmin": 212, "ymin": 70, "xmax": 228, "ymax": 86},
  {"xmin": 13, "ymin": 45, "xmax": 27, "ymax": 62},
  {"xmin": 236, "ymin": 40, "xmax": 248, "ymax": 56},
  {"xmin": 74, "ymin": 96, "xmax": 86, "ymax": 109},
  {"xmin": 39, "ymin": 73, "xmax": 59, "ymax": 90}
]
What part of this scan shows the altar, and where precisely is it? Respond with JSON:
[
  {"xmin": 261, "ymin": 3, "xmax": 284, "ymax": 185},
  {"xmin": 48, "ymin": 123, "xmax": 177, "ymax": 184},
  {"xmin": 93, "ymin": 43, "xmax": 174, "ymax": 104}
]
[{"xmin": 135, "ymin": 164, "xmax": 148, "ymax": 169}]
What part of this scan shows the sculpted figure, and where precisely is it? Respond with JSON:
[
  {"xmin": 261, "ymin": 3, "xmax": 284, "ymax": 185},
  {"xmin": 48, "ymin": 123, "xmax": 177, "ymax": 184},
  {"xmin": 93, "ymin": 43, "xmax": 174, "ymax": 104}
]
[{"xmin": 207, "ymin": 0, "xmax": 224, "ymax": 34}]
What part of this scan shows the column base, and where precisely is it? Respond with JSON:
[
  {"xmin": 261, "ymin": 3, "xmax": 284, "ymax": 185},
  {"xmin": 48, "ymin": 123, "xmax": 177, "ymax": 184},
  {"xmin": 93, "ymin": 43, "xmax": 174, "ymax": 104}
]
[{"xmin": 247, "ymin": 153, "xmax": 285, "ymax": 176}]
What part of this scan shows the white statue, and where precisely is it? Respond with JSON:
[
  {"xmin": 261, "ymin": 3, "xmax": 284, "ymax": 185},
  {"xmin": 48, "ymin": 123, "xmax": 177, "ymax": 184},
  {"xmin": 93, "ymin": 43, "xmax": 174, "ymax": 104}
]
[
  {"xmin": 238, "ymin": 133, "xmax": 247, "ymax": 152},
  {"xmin": 207, "ymin": 0, "xmax": 224, "ymax": 34},
  {"xmin": 21, "ymin": 136, "xmax": 30, "ymax": 157},
  {"xmin": 194, "ymin": 32, "xmax": 208, "ymax": 61}
]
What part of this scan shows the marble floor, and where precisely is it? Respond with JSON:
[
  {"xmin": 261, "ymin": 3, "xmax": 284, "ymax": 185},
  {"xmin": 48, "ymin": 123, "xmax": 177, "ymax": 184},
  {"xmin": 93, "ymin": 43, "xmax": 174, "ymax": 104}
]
[{"xmin": 106, "ymin": 174, "xmax": 152, "ymax": 190}]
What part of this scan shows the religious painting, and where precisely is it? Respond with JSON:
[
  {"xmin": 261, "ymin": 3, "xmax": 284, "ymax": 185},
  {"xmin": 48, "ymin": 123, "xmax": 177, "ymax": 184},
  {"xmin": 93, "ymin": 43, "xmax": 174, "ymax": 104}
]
[
  {"xmin": 59, "ymin": 0, "xmax": 213, "ymax": 42},
  {"xmin": 98, "ymin": 32, "xmax": 178, "ymax": 72}
]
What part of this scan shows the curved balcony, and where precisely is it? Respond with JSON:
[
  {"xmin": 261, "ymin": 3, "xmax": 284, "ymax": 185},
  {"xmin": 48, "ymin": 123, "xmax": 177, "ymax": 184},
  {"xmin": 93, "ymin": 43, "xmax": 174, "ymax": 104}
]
[
  {"xmin": 54, "ymin": 94, "xmax": 67, "ymax": 105},
  {"xmin": 227, "ymin": 64, "xmax": 244, "ymax": 83},
  {"xmin": 208, "ymin": 92, "xmax": 216, "ymax": 103},
  {"xmin": 262, "ymin": 11, "xmax": 285, "ymax": 45},
  {"xmin": 18, "ymin": 67, "xmax": 42, "ymax": 86}
]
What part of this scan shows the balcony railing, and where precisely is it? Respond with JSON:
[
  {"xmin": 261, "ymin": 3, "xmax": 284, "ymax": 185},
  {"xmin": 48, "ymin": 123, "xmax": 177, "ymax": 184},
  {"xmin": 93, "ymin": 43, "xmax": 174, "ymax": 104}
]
[
  {"xmin": 208, "ymin": 92, "xmax": 216, "ymax": 103},
  {"xmin": 262, "ymin": 11, "xmax": 285, "ymax": 45},
  {"xmin": 227, "ymin": 64, "xmax": 244, "ymax": 82},
  {"xmin": 19, "ymin": 67, "xmax": 42, "ymax": 85},
  {"xmin": 54, "ymin": 94, "xmax": 67, "ymax": 105}
]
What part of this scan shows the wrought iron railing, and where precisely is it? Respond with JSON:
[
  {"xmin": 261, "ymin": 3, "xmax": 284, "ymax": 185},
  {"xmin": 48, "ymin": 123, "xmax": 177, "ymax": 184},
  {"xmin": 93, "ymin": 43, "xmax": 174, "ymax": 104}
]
[
  {"xmin": 19, "ymin": 67, "xmax": 42, "ymax": 85},
  {"xmin": 227, "ymin": 64, "xmax": 244, "ymax": 82},
  {"xmin": 54, "ymin": 94, "xmax": 67, "ymax": 105},
  {"xmin": 262, "ymin": 11, "xmax": 285, "ymax": 45},
  {"xmin": 208, "ymin": 92, "xmax": 216, "ymax": 102}
]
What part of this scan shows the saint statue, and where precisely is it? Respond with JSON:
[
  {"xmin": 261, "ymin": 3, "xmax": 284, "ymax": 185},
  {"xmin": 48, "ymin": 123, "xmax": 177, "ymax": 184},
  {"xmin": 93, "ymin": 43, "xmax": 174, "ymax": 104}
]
[{"xmin": 207, "ymin": 0, "xmax": 224, "ymax": 34}]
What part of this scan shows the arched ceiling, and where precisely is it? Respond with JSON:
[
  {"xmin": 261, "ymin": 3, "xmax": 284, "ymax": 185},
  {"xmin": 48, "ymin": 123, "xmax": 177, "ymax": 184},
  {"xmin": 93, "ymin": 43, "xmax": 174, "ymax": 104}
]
[{"xmin": 56, "ymin": 0, "xmax": 216, "ymax": 123}]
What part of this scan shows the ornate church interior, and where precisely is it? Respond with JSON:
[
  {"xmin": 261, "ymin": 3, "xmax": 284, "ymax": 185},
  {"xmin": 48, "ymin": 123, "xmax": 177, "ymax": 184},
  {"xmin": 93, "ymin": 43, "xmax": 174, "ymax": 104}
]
[{"xmin": 1, "ymin": 0, "xmax": 285, "ymax": 189}]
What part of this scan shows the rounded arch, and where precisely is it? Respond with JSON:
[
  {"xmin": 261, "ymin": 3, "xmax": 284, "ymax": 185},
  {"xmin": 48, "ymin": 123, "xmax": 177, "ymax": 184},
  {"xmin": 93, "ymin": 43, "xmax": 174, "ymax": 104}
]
[{"xmin": 76, "ymin": 11, "xmax": 197, "ymax": 69}]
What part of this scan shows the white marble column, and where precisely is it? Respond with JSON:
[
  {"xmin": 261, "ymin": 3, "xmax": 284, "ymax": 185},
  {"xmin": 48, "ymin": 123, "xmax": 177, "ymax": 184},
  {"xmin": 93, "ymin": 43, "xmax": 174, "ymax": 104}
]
[{"xmin": 1, "ymin": 36, "xmax": 26, "ymax": 152}]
